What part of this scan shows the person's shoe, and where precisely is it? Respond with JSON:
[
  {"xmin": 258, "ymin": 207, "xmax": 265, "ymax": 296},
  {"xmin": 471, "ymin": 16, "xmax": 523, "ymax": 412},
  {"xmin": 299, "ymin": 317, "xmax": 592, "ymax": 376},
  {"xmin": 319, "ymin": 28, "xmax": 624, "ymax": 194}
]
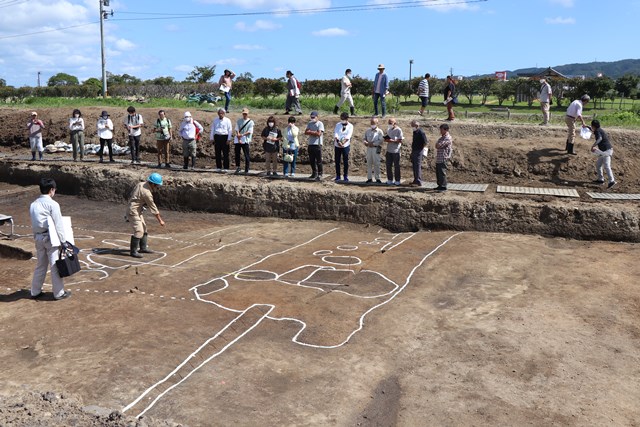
[
  {"xmin": 110, "ymin": 159, "xmax": 115, "ymax": 163},
  {"xmin": 157, "ymin": 163, "xmax": 162, "ymax": 168},
  {"xmin": 273, "ymin": 172, "xmax": 279, "ymax": 176},
  {"xmin": 139, "ymin": 233, "xmax": 153, "ymax": 254},
  {"xmin": 131, "ymin": 160, "xmax": 135, "ymax": 165},
  {"xmin": 343, "ymin": 176, "xmax": 349, "ymax": 182},
  {"xmin": 309, "ymin": 174, "xmax": 317, "ymax": 180},
  {"xmin": 335, "ymin": 176, "xmax": 341, "ymax": 182},
  {"xmin": 394, "ymin": 181, "xmax": 401, "ymax": 186},
  {"xmin": 418, "ymin": 111, "xmax": 423, "ymax": 116},
  {"xmin": 593, "ymin": 180, "xmax": 605, "ymax": 184},
  {"xmin": 386, "ymin": 180, "xmax": 393, "ymax": 185},
  {"xmin": 215, "ymin": 168, "xmax": 222, "ymax": 172},
  {"xmin": 55, "ymin": 290, "xmax": 72, "ymax": 301},
  {"xmin": 31, "ymin": 292, "xmax": 45, "ymax": 300},
  {"xmin": 376, "ymin": 179, "xmax": 382, "ymax": 184},
  {"xmin": 284, "ymin": 110, "xmax": 291, "ymax": 115},
  {"xmin": 165, "ymin": 163, "xmax": 171, "ymax": 168},
  {"xmin": 366, "ymin": 179, "xmax": 373, "ymax": 183},
  {"xmin": 290, "ymin": 173, "xmax": 295, "ymax": 177},
  {"xmin": 235, "ymin": 167, "xmax": 241, "ymax": 174},
  {"xmin": 333, "ymin": 105, "xmax": 339, "ymax": 115},
  {"xmin": 31, "ymin": 154, "xmax": 36, "ymax": 161},
  {"xmin": 136, "ymin": 159, "xmax": 141, "ymax": 164},
  {"xmin": 607, "ymin": 181, "xmax": 616, "ymax": 189},
  {"xmin": 297, "ymin": 112, "xmax": 303, "ymax": 115},
  {"xmin": 316, "ymin": 174, "xmax": 322, "ymax": 181},
  {"xmin": 437, "ymin": 187, "xmax": 447, "ymax": 192},
  {"xmin": 266, "ymin": 171, "xmax": 272, "ymax": 176},
  {"xmin": 99, "ymin": 157, "xmax": 104, "ymax": 163}
]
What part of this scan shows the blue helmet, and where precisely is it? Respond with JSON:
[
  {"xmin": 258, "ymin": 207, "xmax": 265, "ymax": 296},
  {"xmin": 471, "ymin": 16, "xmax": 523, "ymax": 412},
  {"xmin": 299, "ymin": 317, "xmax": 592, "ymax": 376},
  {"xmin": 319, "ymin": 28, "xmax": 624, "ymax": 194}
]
[{"xmin": 148, "ymin": 172, "xmax": 163, "ymax": 186}]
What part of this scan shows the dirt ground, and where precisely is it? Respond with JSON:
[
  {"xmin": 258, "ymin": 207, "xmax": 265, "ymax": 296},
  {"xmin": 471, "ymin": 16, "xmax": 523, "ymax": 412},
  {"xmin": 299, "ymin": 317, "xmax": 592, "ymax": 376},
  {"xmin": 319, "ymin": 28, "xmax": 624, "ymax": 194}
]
[
  {"xmin": 1, "ymin": 107, "xmax": 639, "ymax": 193},
  {"xmin": 1, "ymin": 186, "xmax": 639, "ymax": 426}
]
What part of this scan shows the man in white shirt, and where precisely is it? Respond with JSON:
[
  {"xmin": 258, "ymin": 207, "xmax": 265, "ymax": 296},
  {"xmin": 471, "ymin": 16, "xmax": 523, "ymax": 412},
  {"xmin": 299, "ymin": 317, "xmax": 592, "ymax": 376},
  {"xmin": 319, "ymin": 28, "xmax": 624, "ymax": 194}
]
[
  {"xmin": 539, "ymin": 78, "xmax": 553, "ymax": 126},
  {"xmin": 210, "ymin": 108, "xmax": 233, "ymax": 171},
  {"xmin": 333, "ymin": 68, "xmax": 355, "ymax": 116},
  {"xmin": 29, "ymin": 178, "xmax": 71, "ymax": 300},
  {"xmin": 178, "ymin": 111, "xmax": 204, "ymax": 169},
  {"xmin": 565, "ymin": 94, "xmax": 590, "ymax": 155}
]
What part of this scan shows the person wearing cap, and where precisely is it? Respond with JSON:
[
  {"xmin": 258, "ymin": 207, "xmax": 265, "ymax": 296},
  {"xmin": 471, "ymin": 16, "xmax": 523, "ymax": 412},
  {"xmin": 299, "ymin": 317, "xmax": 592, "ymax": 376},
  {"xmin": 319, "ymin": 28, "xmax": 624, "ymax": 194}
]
[
  {"xmin": 218, "ymin": 69, "xmax": 236, "ymax": 113},
  {"xmin": 29, "ymin": 177, "xmax": 71, "ymax": 300},
  {"xmin": 565, "ymin": 94, "xmax": 590, "ymax": 155},
  {"xmin": 27, "ymin": 112, "xmax": 45, "ymax": 161},
  {"xmin": 124, "ymin": 106, "xmax": 144, "ymax": 164},
  {"xmin": 211, "ymin": 107, "xmax": 233, "ymax": 171},
  {"xmin": 284, "ymin": 70, "xmax": 302, "ymax": 115},
  {"xmin": 333, "ymin": 112, "xmax": 353, "ymax": 182},
  {"xmin": 333, "ymin": 68, "xmax": 355, "ymax": 116},
  {"xmin": 126, "ymin": 173, "xmax": 165, "ymax": 258},
  {"xmin": 304, "ymin": 111, "xmax": 324, "ymax": 180},
  {"xmin": 154, "ymin": 110, "xmax": 173, "ymax": 168},
  {"xmin": 283, "ymin": 115, "xmax": 300, "ymax": 177},
  {"xmin": 69, "ymin": 109, "xmax": 85, "ymax": 161},
  {"xmin": 96, "ymin": 111, "xmax": 115, "ymax": 163},
  {"xmin": 178, "ymin": 111, "xmax": 204, "ymax": 169},
  {"xmin": 234, "ymin": 107, "xmax": 254, "ymax": 174},
  {"xmin": 372, "ymin": 64, "xmax": 389, "ymax": 117},
  {"xmin": 539, "ymin": 78, "xmax": 553, "ymax": 126}
]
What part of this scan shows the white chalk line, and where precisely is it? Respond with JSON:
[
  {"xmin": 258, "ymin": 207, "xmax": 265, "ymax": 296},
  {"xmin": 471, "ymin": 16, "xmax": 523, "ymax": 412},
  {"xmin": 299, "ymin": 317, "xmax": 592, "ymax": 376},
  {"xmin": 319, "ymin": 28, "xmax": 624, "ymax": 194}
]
[{"xmin": 123, "ymin": 303, "xmax": 275, "ymax": 418}]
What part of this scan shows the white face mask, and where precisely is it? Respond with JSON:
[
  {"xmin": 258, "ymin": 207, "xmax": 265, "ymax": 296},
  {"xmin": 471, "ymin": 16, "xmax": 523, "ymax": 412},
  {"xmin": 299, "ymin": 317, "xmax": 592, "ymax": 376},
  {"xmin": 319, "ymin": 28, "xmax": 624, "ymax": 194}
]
[
  {"xmin": 388, "ymin": 124, "xmax": 394, "ymax": 130},
  {"xmin": 341, "ymin": 120, "xmax": 348, "ymax": 125},
  {"xmin": 74, "ymin": 114, "xmax": 79, "ymax": 118},
  {"xmin": 311, "ymin": 117, "xmax": 317, "ymax": 123},
  {"xmin": 413, "ymin": 126, "xmax": 419, "ymax": 131},
  {"xmin": 346, "ymin": 74, "xmax": 352, "ymax": 78},
  {"xmin": 371, "ymin": 124, "xmax": 377, "ymax": 129},
  {"xmin": 101, "ymin": 116, "xmax": 108, "ymax": 120},
  {"xmin": 540, "ymin": 80, "xmax": 545, "ymax": 84},
  {"xmin": 268, "ymin": 122, "xmax": 274, "ymax": 127}
]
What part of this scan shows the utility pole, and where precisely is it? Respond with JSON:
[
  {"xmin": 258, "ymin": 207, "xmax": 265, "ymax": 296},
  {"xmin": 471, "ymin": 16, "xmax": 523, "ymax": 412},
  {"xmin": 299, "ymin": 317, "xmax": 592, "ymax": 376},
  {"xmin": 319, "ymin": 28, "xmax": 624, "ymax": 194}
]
[
  {"xmin": 450, "ymin": 67, "xmax": 453, "ymax": 77},
  {"xmin": 409, "ymin": 59, "xmax": 414, "ymax": 82},
  {"xmin": 37, "ymin": 71, "xmax": 41, "ymax": 87},
  {"xmin": 99, "ymin": 0, "xmax": 111, "ymax": 98}
]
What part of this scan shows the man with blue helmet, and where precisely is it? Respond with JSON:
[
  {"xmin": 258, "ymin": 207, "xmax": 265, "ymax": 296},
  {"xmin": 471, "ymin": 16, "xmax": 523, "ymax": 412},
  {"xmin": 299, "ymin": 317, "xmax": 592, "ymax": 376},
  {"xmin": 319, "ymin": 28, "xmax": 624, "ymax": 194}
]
[{"xmin": 126, "ymin": 173, "xmax": 165, "ymax": 258}]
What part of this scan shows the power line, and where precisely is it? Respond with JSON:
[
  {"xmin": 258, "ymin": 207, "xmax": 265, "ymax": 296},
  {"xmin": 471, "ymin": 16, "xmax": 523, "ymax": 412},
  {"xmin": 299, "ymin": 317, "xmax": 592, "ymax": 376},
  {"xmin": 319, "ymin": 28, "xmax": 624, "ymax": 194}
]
[
  {"xmin": 110, "ymin": 0, "xmax": 487, "ymax": 21},
  {"xmin": 0, "ymin": 21, "xmax": 98, "ymax": 40}
]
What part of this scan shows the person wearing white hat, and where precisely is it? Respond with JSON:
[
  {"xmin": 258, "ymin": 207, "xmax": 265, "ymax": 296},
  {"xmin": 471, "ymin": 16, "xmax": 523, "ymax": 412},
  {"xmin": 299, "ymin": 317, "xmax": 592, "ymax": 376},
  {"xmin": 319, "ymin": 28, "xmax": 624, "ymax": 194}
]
[
  {"xmin": 27, "ymin": 112, "xmax": 45, "ymax": 161},
  {"xmin": 372, "ymin": 64, "xmax": 389, "ymax": 117},
  {"xmin": 178, "ymin": 111, "xmax": 204, "ymax": 169}
]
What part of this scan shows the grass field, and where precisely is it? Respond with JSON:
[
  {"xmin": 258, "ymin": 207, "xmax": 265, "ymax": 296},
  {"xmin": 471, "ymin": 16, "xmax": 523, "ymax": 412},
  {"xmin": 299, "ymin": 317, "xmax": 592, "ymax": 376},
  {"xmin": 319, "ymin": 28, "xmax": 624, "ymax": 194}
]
[{"xmin": 2, "ymin": 94, "xmax": 639, "ymax": 127}]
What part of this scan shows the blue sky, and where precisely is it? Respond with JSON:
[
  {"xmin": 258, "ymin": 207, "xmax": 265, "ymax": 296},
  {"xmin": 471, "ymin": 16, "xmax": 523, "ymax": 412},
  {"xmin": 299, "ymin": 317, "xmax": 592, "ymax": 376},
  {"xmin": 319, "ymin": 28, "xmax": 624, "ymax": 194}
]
[{"xmin": 0, "ymin": 0, "xmax": 638, "ymax": 87}]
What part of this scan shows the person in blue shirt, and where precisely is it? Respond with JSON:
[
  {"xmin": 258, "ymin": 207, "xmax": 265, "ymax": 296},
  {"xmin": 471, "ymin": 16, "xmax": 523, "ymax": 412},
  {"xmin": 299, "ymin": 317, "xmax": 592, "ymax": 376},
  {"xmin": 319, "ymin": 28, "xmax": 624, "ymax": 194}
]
[{"xmin": 372, "ymin": 64, "xmax": 389, "ymax": 117}]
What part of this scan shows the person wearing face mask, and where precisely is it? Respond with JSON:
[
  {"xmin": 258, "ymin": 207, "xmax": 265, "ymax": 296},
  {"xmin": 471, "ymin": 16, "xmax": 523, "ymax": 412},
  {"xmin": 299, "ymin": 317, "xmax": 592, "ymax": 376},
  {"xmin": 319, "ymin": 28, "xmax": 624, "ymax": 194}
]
[
  {"xmin": 333, "ymin": 68, "xmax": 356, "ymax": 116},
  {"xmin": 333, "ymin": 112, "xmax": 354, "ymax": 182},
  {"xmin": 211, "ymin": 108, "xmax": 233, "ymax": 172},
  {"xmin": 410, "ymin": 120, "xmax": 428, "ymax": 186},
  {"xmin": 304, "ymin": 111, "xmax": 325, "ymax": 181},
  {"xmin": 539, "ymin": 78, "xmax": 553, "ymax": 126},
  {"xmin": 384, "ymin": 118, "xmax": 404, "ymax": 185},
  {"xmin": 283, "ymin": 116, "xmax": 300, "ymax": 177},
  {"xmin": 261, "ymin": 116, "xmax": 282, "ymax": 176},
  {"xmin": 178, "ymin": 111, "xmax": 204, "ymax": 169},
  {"xmin": 123, "ymin": 106, "xmax": 144, "ymax": 164},
  {"xmin": 68, "ymin": 109, "xmax": 85, "ymax": 161},
  {"xmin": 363, "ymin": 117, "xmax": 384, "ymax": 183},
  {"xmin": 234, "ymin": 108, "xmax": 254, "ymax": 175},
  {"xmin": 96, "ymin": 111, "xmax": 115, "ymax": 163}
]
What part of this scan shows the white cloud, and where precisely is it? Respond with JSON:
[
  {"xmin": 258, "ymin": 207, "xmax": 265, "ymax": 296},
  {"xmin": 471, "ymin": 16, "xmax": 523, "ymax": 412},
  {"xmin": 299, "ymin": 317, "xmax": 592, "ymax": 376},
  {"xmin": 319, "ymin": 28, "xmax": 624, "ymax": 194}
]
[
  {"xmin": 233, "ymin": 44, "xmax": 265, "ymax": 50},
  {"xmin": 545, "ymin": 16, "xmax": 575, "ymax": 24},
  {"xmin": 549, "ymin": 0, "xmax": 574, "ymax": 7},
  {"xmin": 368, "ymin": 0, "xmax": 478, "ymax": 12},
  {"xmin": 312, "ymin": 27, "xmax": 349, "ymax": 37},
  {"xmin": 235, "ymin": 20, "xmax": 282, "ymax": 32},
  {"xmin": 215, "ymin": 58, "xmax": 247, "ymax": 66},
  {"xmin": 114, "ymin": 38, "xmax": 136, "ymax": 51}
]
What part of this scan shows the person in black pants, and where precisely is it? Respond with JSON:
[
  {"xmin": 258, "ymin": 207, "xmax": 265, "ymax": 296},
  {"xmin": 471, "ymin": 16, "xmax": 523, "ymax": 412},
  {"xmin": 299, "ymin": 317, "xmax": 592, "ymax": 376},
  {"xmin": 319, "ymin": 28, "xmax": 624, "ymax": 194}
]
[
  {"xmin": 410, "ymin": 120, "xmax": 428, "ymax": 186},
  {"xmin": 304, "ymin": 111, "xmax": 325, "ymax": 180},
  {"xmin": 210, "ymin": 108, "xmax": 233, "ymax": 171}
]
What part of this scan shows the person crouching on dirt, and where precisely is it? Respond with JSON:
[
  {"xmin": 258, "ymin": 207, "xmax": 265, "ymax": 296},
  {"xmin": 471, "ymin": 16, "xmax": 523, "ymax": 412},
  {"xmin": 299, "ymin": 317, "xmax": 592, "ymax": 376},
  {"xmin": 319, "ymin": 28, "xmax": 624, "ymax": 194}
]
[
  {"xmin": 178, "ymin": 111, "xmax": 204, "ymax": 170},
  {"xmin": 126, "ymin": 173, "xmax": 165, "ymax": 258}
]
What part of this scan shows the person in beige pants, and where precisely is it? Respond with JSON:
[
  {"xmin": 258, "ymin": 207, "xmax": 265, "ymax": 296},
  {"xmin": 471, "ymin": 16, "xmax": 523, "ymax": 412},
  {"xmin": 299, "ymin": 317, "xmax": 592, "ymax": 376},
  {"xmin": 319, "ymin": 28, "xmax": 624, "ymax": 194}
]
[{"xmin": 126, "ymin": 173, "xmax": 165, "ymax": 258}]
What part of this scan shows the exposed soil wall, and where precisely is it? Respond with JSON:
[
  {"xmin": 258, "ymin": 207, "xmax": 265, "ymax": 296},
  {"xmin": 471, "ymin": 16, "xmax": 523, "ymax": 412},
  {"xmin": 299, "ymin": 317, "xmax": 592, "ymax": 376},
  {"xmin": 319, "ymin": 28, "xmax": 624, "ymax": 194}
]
[{"xmin": 1, "ymin": 161, "xmax": 638, "ymax": 242}]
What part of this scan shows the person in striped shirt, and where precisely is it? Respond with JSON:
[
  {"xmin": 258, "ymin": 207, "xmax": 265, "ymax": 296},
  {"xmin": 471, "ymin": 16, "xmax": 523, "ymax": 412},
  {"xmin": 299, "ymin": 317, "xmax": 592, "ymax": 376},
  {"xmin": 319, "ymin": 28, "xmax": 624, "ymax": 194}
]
[
  {"xmin": 435, "ymin": 123, "xmax": 452, "ymax": 192},
  {"xmin": 417, "ymin": 73, "xmax": 430, "ymax": 116}
]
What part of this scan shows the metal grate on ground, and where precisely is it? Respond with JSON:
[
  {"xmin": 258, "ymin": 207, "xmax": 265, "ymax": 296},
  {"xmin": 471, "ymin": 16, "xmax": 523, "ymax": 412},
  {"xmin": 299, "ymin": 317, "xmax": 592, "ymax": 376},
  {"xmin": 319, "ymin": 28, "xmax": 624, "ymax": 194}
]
[
  {"xmin": 422, "ymin": 182, "xmax": 489, "ymax": 192},
  {"xmin": 497, "ymin": 186, "xmax": 580, "ymax": 198},
  {"xmin": 586, "ymin": 192, "xmax": 640, "ymax": 200}
]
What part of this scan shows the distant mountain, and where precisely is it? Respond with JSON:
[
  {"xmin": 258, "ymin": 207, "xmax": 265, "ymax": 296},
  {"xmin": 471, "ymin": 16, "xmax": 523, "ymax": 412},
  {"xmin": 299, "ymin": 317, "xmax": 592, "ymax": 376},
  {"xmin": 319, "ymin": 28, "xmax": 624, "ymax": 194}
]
[{"xmin": 508, "ymin": 59, "xmax": 640, "ymax": 79}]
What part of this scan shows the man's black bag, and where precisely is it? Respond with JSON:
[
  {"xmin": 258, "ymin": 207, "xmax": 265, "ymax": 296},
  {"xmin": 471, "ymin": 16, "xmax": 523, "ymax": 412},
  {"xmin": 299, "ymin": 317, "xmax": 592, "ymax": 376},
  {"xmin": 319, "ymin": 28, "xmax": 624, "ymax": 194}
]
[{"xmin": 55, "ymin": 243, "xmax": 81, "ymax": 278}]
